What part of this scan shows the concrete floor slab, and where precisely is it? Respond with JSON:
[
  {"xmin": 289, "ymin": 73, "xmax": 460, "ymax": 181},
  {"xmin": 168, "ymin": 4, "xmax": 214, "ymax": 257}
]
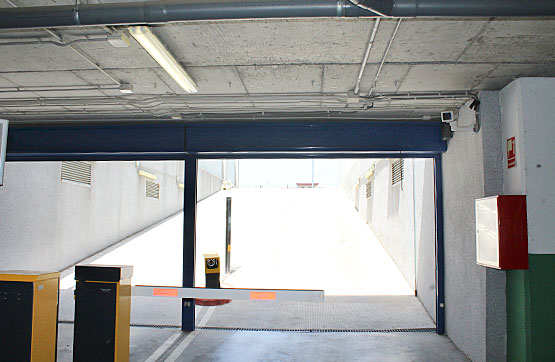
[
  {"xmin": 57, "ymin": 324, "xmax": 179, "ymax": 362},
  {"xmin": 56, "ymin": 325, "xmax": 469, "ymax": 362},
  {"xmin": 203, "ymin": 296, "xmax": 434, "ymax": 330},
  {"xmin": 178, "ymin": 330, "xmax": 470, "ymax": 362},
  {"xmin": 58, "ymin": 292, "xmax": 433, "ymax": 331}
]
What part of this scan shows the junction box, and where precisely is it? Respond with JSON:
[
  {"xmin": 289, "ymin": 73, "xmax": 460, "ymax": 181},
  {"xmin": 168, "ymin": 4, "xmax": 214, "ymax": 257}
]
[
  {"xmin": 0, "ymin": 270, "xmax": 60, "ymax": 362},
  {"xmin": 73, "ymin": 265, "xmax": 133, "ymax": 362},
  {"xmin": 475, "ymin": 195, "xmax": 528, "ymax": 269}
]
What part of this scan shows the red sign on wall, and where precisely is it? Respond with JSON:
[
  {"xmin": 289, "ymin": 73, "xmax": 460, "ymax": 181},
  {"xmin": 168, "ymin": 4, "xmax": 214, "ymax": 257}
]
[{"xmin": 507, "ymin": 137, "xmax": 516, "ymax": 169}]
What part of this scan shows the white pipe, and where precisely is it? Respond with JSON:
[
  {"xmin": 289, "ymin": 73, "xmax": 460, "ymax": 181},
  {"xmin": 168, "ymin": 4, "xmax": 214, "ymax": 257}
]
[
  {"xmin": 368, "ymin": 18, "xmax": 402, "ymax": 96},
  {"xmin": 0, "ymin": 119, "xmax": 8, "ymax": 186},
  {"xmin": 354, "ymin": 18, "xmax": 380, "ymax": 95}
]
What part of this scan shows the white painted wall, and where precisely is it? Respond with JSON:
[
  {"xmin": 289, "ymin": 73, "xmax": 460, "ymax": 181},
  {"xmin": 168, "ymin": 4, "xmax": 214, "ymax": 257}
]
[
  {"xmin": 368, "ymin": 159, "xmax": 416, "ymax": 289},
  {"xmin": 339, "ymin": 158, "xmax": 436, "ymax": 320},
  {"xmin": 414, "ymin": 158, "xmax": 437, "ymax": 321},
  {"xmin": 197, "ymin": 167, "xmax": 224, "ymax": 201},
  {"xmin": 500, "ymin": 78, "xmax": 555, "ymax": 254},
  {"xmin": 0, "ymin": 160, "xmax": 221, "ymax": 272}
]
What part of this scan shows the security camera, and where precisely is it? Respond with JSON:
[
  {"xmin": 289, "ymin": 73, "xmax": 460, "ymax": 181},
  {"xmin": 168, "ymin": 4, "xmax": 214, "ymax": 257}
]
[{"xmin": 441, "ymin": 111, "xmax": 455, "ymax": 123}]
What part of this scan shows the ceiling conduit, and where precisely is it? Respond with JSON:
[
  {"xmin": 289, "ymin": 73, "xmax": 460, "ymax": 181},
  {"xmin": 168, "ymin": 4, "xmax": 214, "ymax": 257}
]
[
  {"xmin": 0, "ymin": 0, "xmax": 554, "ymax": 30},
  {"xmin": 352, "ymin": 0, "xmax": 555, "ymax": 17},
  {"xmin": 0, "ymin": 0, "xmax": 375, "ymax": 29}
]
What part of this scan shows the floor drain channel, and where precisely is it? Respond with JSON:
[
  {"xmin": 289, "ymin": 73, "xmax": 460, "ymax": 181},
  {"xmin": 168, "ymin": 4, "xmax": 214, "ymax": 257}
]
[
  {"xmin": 59, "ymin": 321, "xmax": 182, "ymax": 329},
  {"xmin": 196, "ymin": 326, "xmax": 437, "ymax": 333},
  {"xmin": 59, "ymin": 321, "xmax": 435, "ymax": 333}
]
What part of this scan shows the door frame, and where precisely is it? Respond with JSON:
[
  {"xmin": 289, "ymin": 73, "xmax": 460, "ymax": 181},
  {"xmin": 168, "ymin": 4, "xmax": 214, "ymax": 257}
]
[{"xmin": 6, "ymin": 120, "xmax": 446, "ymax": 334}]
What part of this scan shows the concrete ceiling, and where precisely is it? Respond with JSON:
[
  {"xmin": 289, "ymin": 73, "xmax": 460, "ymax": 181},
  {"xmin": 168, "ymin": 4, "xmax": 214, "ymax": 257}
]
[{"xmin": 0, "ymin": 0, "xmax": 554, "ymax": 122}]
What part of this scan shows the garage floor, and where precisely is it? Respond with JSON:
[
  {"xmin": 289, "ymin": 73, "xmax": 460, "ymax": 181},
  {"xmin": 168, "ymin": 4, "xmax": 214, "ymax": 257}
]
[
  {"xmin": 58, "ymin": 292, "xmax": 434, "ymax": 331},
  {"xmin": 56, "ymin": 322, "xmax": 469, "ymax": 362}
]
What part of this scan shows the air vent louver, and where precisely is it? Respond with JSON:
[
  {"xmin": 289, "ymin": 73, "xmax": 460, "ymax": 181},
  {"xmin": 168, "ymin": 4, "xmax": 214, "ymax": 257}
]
[
  {"xmin": 146, "ymin": 180, "xmax": 160, "ymax": 199},
  {"xmin": 391, "ymin": 159, "xmax": 404, "ymax": 186},
  {"xmin": 61, "ymin": 161, "xmax": 92, "ymax": 186},
  {"xmin": 366, "ymin": 181, "xmax": 372, "ymax": 199}
]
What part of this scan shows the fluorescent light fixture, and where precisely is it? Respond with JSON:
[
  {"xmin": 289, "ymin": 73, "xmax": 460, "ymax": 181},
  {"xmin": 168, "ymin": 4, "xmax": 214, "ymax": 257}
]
[
  {"xmin": 128, "ymin": 26, "xmax": 199, "ymax": 93},
  {"xmin": 0, "ymin": 119, "xmax": 8, "ymax": 186},
  {"xmin": 138, "ymin": 169, "xmax": 157, "ymax": 180},
  {"xmin": 364, "ymin": 164, "xmax": 375, "ymax": 179}
]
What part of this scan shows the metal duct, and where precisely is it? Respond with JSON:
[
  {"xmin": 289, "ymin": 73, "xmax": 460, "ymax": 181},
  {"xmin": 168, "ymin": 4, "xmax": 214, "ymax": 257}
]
[
  {"xmin": 353, "ymin": 0, "xmax": 555, "ymax": 17},
  {"xmin": 0, "ymin": 0, "xmax": 375, "ymax": 29},
  {"xmin": 0, "ymin": 0, "xmax": 553, "ymax": 30}
]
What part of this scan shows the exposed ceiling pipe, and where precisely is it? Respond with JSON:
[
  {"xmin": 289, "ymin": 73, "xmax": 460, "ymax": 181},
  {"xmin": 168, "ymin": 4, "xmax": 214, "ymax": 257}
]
[
  {"xmin": 352, "ymin": 0, "xmax": 555, "ymax": 17},
  {"xmin": 1, "ymin": 0, "xmax": 554, "ymax": 30},
  {"xmin": 0, "ymin": 0, "xmax": 376, "ymax": 30},
  {"xmin": 0, "ymin": 38, "xmax": 107, "ymax": 47},
  {"xmin": 353, "ymin": 18, "xmax": 380, "ymax": 95},
  {"xmin": 367, "ymin": 18, "xmax": 401, "ymax": 96},
  {"xmin": 364, "ymin": 91, "xmax": 478, "ymax": 101}
]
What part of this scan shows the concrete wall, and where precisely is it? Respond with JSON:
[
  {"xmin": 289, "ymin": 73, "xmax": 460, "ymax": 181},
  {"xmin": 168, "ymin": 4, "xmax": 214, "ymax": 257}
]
[
  {"xmin": 414, "ymin": 158, "xmax": 437, "ymax": 322},
  {"xmin": 442, "ymin": 93, "xmax": 506, "ymax": 362},
  {"xmin": 198, "ymin": 167, "xmax": 224, "ymax": 201},
  {"xmin": 224, "ymin": 159, "xmax": 237, "ymax": 185},
  {"xmin": 369, "ymin": 159, "xmax": 416, "ymax": 290},
  {"xmin": 0, "ymin": 161, "xmax": 187, "ymax": 272},
  {"xmin": 501, "ymin": 78, "xmax": 555, "ymax": 254},
  {"xmin": 199, "ymin": 159, "xmax": 223, "ymax": 179},
  {"xmin": 501, "ymin": 78, "xmax": 555, "ymax": 361},
  {"xmin": 339, "ymin": 158, "xmax": 437, "ymax": 320},
  {"xmin": 198, "ymin": 159, "xmax": 236, "ymax": 185}
]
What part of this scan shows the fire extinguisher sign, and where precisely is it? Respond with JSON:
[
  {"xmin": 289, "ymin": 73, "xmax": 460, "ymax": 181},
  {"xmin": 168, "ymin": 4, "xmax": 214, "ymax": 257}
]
[{"xmin": 507, "ymin": 137, "xmax": 517, "ymax": 169}]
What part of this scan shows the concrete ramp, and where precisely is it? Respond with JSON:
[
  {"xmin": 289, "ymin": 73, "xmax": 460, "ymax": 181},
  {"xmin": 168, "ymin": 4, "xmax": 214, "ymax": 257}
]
[{"xmin": 216, "ymin": 188, "xmax": 413, "ymax": 296}]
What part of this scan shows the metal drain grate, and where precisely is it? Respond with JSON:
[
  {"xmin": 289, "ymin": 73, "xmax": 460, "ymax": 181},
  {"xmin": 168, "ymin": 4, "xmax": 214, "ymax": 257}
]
[
  {"xmin": 196, "ymin": 326, "xmax": 437, "ymax": 333},
  {"xmin": 201, "ymin": 297, "xmax": 435, "ymax": 331},
  {"xmin": 58, "ymin": 320, "xmax": 435, "ymax": 333}
]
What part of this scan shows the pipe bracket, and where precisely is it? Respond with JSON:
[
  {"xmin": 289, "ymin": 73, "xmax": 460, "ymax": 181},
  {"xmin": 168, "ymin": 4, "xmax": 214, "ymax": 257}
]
[
  {"xmin": 337, "ymin": 0, "xmax": 345, "ymax": 17},
  {"xmin": 72, "ymin": 2, "xmax": 81, "ymax": 26}
]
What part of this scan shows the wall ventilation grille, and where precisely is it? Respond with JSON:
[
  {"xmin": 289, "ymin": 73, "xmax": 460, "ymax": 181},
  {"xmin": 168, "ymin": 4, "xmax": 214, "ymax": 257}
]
[
  {"xmin": 366, "ymin": 181, "xmax": 372, "ymax": 199},
  {"xmin": 61, "ymin": 161, "xmax": 92, "ymax": 185},
  {"xmin": 146, "ymin": 181, "xmax": 160, "ymax": 199},
  {"xmin": 391, "ymin": 159, "xmax": 404, "ymax": 186}
]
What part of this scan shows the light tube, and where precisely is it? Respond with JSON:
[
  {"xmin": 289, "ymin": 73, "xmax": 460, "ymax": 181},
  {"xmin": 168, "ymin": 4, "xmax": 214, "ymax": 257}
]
[
  {"xmin": 129, "ymin": 26, "xmax": 199, "ymax": 93},
  {"xmin": 138, "ymin": 169, "xmax": 157, "ymax": 180}
]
